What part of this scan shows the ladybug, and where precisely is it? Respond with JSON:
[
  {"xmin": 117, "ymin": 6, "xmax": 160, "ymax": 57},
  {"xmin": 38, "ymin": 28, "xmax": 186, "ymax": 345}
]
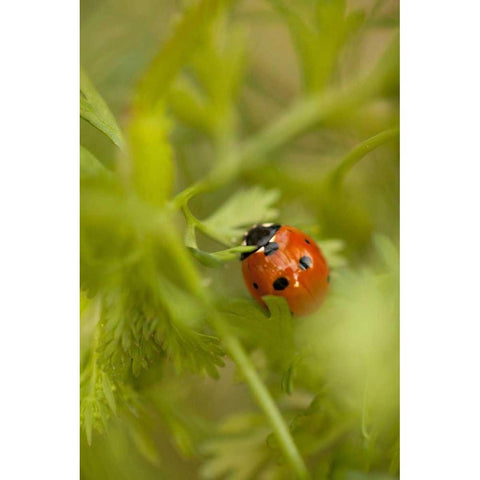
[{"xmin": 241, "ymin": 224, "xmax": 330, "ymax": 316}]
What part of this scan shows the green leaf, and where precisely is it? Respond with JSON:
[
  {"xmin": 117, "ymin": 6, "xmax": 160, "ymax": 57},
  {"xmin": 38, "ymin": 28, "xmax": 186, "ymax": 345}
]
[
  {"xmin": 153, "ymin": 277, "xmax": 225, "ymax": 377},
  {"xmin": 136, "ymin": 0, "xmax": 223, "ymax": 110},
  {"xmin": 80, "ymin": 368, "xmax": 119, "ymax": 443},
  {"xmin": 80, "ymin": 298, "xmax": 120, "ymax": 442},
  {"xmin": 168, "ymin": 77, "xmax": 212, "ymax": 134},
  {"xmin": 188, "ymin": 245, "xmax": 256, "ymax": 268},
  {"xmin": 80, "ymin": 67, "xmax": 124, "ymax": 148},
  {"xmin": 316, "ymin": 238, "xmax": 348, "ymax": 270},
  {"xmin": 147, "ymin": 385, "xmax": 210, "ymax": 458},
  {"xmin": 128, "ymin": 112, "xmax": 174, "ymax": 206},
  {"xmin": 80, "ymin": 146, "xmax": 111, "ymax": 179},
  {"xmin": 200, "ymin": 413, "xmax": 274, "ymax": 480},
  {"xmin": 128, "ymin": 422, "xmax": 163, "ymax": 468},
  {"xmin": 361, "ymin": 34, "xmax": 399, "ymax": 98},
  {"xmin": 210, "ymin": 246, "xmax": 257, "ymax": 262},
  {"xmin": 281, "ymin": 353, "xmax": 303, "ymax": 394},
  {"xmin": 287, "ymin": 394, "xmax": 354, "ymax": 460},
  {"xmin": 95, "ymin": 272, "xmax": 225, "ymax": 380},
  {"xmin": 157, "ymin": 275, "xmax": 206, "ymax": 329},
  {"xmin": 271, "ymin": 0, "xmax": 350, "ymax": 93},
  {"xmin": 373, "ymin": 234, "xmax": 399, "ymax": 274},
  {"xmin": 157, "ymin": 324, "xmax": 226, "ymax": 380},
  {"xmin": 186, "ymin": 18, "xmax": 247, "ymax": 136},
  {"xmin": 81, "ymin": 179, "xmax": 225, "ymax": 378},
  {"xmin": 187, "ymin": 247, "xmax": 224, "ymax": 268},
  {"xmin": 332, "ymin": 471, "xmax": 398, "ymax": 480},
  {"xmin": 101, "ymin": 374, "xmax": 117, "ymax": 416},
  {"xmin": 202, "ymin": 186, "xmax": 280, "ymax": 242},
  {"xmin": 219, "ymin": 296, "xmax": 294, "ymax": 369},
  {"xmin": 84, "ymin": 403, "xmax": 93, "ymax": 446},
  {"xmin": 295, "ymin": 262, "xmax": 399, "ymax": 453}
]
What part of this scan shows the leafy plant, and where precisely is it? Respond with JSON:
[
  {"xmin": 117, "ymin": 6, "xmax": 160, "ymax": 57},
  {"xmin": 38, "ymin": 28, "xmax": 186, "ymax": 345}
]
[{"xmin": 80, "ymin": 0, "xmax": 399, "ymax": 478}]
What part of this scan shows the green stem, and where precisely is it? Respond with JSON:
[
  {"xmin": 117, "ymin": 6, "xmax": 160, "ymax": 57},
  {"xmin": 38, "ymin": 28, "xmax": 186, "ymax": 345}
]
[
  {"xmin": 174, "ymin": 218, "xmax": 304, "ymax": 476},
  {"xmin": 329, "ymin": 127, "xmax": 399, "ymax": 186},
  {"xmin": 172, "ymin": 78, "xmax": 375, "ymax": 209},
  {"xmin": 171, "ymin": 180, "xmax": 210, "ymax": 210},
  {"xmin": 210, "ymin": 245, "xmax": 255, "ymax": 259},
  {"xmin": 239, "ymin": 86, "xmax": 365, "ymax": 169},
  {"xmin": 304, "ymin": 419, "xmax": 354, "ymax": 458},
  {"xmin": 171, "ymin": 36, "xmax": 398, "ymax": 209},
  {"xmin": 81, "ymin": 296, "xmax": 103, "ymax": 446},
  {"xmin": 166, "ymin": 211, "xmax": 304, "ymax": 475},
  {"xmin": 210, "ymin": 313, "xmax": 310, "ymax": 479},
  {"xmin": 158, "ymin": 218, "xmax": 206, "ymax": 296},
  {"xmin": 361, "ymin": 377, "xmax": 371, "ymax": 440},
  {"xmin": 181, "ymin": 202, "xmax": 232, "ymax": 247}
]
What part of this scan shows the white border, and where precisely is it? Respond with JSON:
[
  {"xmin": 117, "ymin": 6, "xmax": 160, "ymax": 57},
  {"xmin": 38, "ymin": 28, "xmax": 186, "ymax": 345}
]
[
  {"xmin": 0, "ymin": 1, "xmax": 79, "ymax": 478},
  {"xmin": 401, "ymin": 1, "xmax": 480, "ymax": 478}
]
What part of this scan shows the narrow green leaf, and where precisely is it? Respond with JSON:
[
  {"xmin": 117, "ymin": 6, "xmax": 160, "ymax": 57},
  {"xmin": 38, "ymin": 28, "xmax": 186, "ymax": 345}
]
[
  {"xmin": 329, "ymin": 127, "xmax": 399, "ymax": 186},
  {"xmin": 281, "ymin": 354, "xmax": 302, "ymax": 395},
  {"xmin": 129, "ymin": 423, "xmax": 163, "ymax": 467},
  {"xmin": 128, "ymin": 112, "xmax": 174, "ymax": 206},
  {"xmin": 272, "ymin": 0, "xmax": 349, "ymax": 92},
  {"xmin": 101, "ymin": 374, "xmax": 117, "ymax": 416},
  {"xmin": 211, "ymin": 246, "xmax": 257, "ymax": 262},
  {"xmin": 80, "ymin": 67, "xmax": 124, "ymax": 148},
  {"xmin": 80, "ymin": 146, "xmax": 110, "ymax": 179},
  {"xmin": 187, "ymin": 19, "xmax": 247, "ymax": 135},
  {"xmin": 157, "ymin": 275, "xmax": 206, "ymax": 329},
  {"xmin": 168, "ymin": 78, "xmax": 212, "ymax": 134},
  {"xmin": 361, "ymin": 34, "xmax": 399, "ymax": 97},
  {"xmin": 188, "ymin": 247, "xmax": 224, "ymax": 268},
  {"xmin": 220, "ymin": 296, "xmax": 294, "ymax": 369},
  {"xmin": 184, "ymin": 219, "xmax": 198, "ymax": 249},
  {"xmin": 316, "ymin": 238, "xmax": 348, "ymax": 269},
  {"xmin": 200, "ymin": 413, "xmax": 272, "ymax": 480},
  {"xmin": 136, "ymin": 0, "xmax": 223, "ymax": 110},
  {"xmin": 188, "ymin": 245, "xmax": 256, "ymax": 268},
  {"xmin": 373, "ymin": 234, "xmax": 399, "ymax": 274},
  {"xmin": 84, "ymin": 404, "xmax": 93, "ymax": 446}
]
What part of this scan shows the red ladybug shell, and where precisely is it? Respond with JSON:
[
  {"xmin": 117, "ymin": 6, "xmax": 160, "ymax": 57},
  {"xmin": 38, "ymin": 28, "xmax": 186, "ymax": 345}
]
[{"xmin": 241, "ymin": 224, "xmax": 330, "ymax": 316}]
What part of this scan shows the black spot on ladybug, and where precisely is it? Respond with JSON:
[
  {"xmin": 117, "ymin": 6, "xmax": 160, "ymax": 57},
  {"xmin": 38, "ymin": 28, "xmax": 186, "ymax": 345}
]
[
  {"xmin": 273, "ymin": 277, "xmax": 289, "ymax": 291},
  {"xmin": 253, "ymin": 282, "xmax": 259, "ymax": 290},
  {"xmin": 264, "ymin": 242, "xmax": 279, "ymax": 256},
  {"xmin": 327, "ymin": 275, "xmax": 331, "ymax": 283},
  {"xmin": 299, "ymin": 255, "xmax": 312, "ymax": 270},
  {"xmin": 305, "ymin": 238, "xmax": 311, "ymax": 244}
]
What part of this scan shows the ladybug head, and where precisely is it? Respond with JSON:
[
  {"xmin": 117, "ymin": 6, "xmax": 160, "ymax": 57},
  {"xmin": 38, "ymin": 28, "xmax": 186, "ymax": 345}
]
[{"xmin": 240, "ymin": 223, "xmax": 281, "ymax": 260}]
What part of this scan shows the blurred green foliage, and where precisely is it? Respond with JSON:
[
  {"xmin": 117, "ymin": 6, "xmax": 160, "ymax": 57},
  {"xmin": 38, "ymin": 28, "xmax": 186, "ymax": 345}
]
[{"xmin": 80, "ymin": 0, "xmax": 399, "ymax": 478}]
